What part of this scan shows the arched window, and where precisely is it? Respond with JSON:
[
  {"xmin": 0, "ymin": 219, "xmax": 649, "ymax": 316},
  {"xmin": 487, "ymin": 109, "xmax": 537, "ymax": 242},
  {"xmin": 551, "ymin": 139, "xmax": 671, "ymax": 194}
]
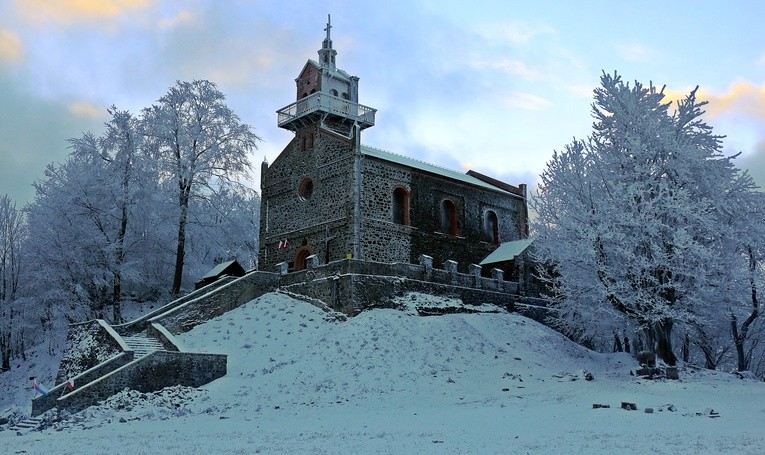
[
  {"xmin": 392, "ymin": 187, "xmax": 410, "ymax": 226},
  {"xmin": 330, "ymin": 89, "xmax": 338, "ymax": 96},
  {"xmin": 440, "ymin": 199, "xmax": 458, "ymax": 236},
  {"xmin": 341, "ymin": 92, "xmax": 349, "ymax": 100},
  {"xmin": 484, "ymin": 210, "xmax": 499, "ymax": 244}
]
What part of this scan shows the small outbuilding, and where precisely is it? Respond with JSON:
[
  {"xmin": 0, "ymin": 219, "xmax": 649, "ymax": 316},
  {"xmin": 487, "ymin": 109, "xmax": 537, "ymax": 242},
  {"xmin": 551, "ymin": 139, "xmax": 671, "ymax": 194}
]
[{"xmin": 195, "ymin": 260, "xmax": 246, "ymax": 290}]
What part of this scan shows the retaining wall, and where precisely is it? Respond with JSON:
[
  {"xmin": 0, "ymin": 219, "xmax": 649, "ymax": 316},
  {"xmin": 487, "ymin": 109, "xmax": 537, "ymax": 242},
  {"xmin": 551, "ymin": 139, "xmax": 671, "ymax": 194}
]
[
  {"xmin": 115, "ymin": 276, "xmax": 239, "ymax": 335},
  {"xmin": 33, "ymin": 352, "xmax": 135, "ymax": 416},
  {"xmin": 151, "ymin": 271, "xmax": 279, "ymax": 334},
  {"xmin": 276, "ymin": 259, "xmax": 519, "ymax": 313},
  {"xmin": 56, "ymin": 351, "xmax": 227, "ymax": 416}
]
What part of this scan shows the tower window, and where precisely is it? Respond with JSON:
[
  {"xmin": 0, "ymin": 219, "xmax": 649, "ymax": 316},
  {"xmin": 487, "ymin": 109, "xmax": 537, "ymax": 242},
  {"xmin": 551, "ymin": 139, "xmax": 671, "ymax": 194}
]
[
  {"xmin": 300, "ymin": 132, "xmax": 314, "ymax": 151},
  {"xmin": 330, "ymin": 89, "xmax": 338, "ymax": 97},
  {"xmin": 392, "ymin": 187, "xmax": 410, "ymax": 226},
  {"xmin": 484, "ymin": 210, "xmax": 499, "ymax": 243},
  {"xmin": 440, "ymin": 199, "xmax": 458, "ymax": 236}
]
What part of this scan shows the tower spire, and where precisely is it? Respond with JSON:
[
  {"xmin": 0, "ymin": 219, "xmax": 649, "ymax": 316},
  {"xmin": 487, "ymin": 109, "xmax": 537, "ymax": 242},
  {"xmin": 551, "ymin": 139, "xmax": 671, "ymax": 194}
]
[{"xmin": 318, "ymin": 14, "xmax": 337, "ymax": 70}]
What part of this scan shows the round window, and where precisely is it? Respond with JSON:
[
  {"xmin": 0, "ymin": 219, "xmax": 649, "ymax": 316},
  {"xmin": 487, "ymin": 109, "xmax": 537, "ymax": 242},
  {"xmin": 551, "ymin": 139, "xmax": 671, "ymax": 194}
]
[{"xmin": 298, "ymin": 178, "xmax": 314, "ymax": 201}]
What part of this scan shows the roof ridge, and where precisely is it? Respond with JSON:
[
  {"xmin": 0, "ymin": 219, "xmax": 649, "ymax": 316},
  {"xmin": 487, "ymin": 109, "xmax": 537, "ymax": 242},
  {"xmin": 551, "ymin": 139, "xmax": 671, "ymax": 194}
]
[{"xmin": 360, "ymin": 144, "xmax": 467, "ymax": 176}]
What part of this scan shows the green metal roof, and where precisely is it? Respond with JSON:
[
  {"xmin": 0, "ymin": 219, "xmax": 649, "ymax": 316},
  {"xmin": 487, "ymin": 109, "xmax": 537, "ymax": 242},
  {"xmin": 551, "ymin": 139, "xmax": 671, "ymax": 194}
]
[
  {"xmin": 360, "ymin": 145, "xmax": 517, "ymax": 196},
  {"xmin": 479, "ymin": 238, "xmax": 535, "ymax": 265}
]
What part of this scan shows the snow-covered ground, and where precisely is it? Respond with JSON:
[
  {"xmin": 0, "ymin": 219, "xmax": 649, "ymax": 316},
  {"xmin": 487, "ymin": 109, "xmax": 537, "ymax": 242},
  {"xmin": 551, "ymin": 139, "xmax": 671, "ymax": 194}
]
[{"xmin": 2, "ymin": 292, "xmax": 764, "ymax": 454}]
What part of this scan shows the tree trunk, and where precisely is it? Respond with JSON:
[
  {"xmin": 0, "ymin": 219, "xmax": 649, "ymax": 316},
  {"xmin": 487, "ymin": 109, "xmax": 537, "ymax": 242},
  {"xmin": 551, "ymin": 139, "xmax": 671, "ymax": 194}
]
[
  {"xmin": 731, "ymin": 247, "xmax": 760, "ymax": 372},
  {"xmin": 0, "ymin": 331, "xmax": 10, "ymax": 372},
  {"xmin": 652, "ymin": 319, "xmax": 677, "ymax": 366},
  {"xmin": 112, "ymin": 271, "xmax": 122, "ymax": 324},
  {"xmin": 681, "ymin": 333, "xmax": 690, "ymax": 363},
  {"xmin": 613, "ymin": 332, "xmax": 623, "ymax": 352},
  {"xmin": 171, "ymin": 188, "xmax": 190, "ymax": 295}
]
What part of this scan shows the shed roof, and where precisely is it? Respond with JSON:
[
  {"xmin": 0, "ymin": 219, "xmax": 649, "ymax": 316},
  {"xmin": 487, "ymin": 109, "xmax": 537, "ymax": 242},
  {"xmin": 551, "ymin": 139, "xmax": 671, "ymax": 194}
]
[
  {"xmin": 479, "ymin": 238, "xmax": 535, "ymax": 266},
  {"xmin": 360, "ymin": 145, "xmax": 522, "ymax": 197},
  {"xmin": 200, "ymin": 260, "xmax": 243, "ymax": 280}
]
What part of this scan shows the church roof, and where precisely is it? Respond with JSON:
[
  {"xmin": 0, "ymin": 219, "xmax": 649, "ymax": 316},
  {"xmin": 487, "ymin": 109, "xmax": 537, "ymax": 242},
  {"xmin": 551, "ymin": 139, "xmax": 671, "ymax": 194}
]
[
  {"xmin": 360, "ymin": 145, "xmax": 523, "ymax": 198},
  {"xmin": 479, "ymin": 238, "xmax": 535, "ymax": 265}
]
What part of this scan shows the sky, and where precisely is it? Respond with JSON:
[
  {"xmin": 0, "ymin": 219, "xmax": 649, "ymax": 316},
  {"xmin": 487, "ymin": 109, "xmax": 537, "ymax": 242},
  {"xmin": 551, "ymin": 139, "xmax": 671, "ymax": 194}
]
[{"xmin": 1, "ymin": 0, "xmax": 764, "ymax": 205}]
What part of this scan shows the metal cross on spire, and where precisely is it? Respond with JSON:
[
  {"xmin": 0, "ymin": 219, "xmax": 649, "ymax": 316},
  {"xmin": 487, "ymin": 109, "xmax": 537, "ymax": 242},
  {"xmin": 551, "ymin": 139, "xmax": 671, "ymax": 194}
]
[
  {"xmin": 324, "ymin": 14, "xmax": 332, "ymax": 42},
  {"xmin": 318, "ymin": 13, "xmax": 337, "ymax": 69}
]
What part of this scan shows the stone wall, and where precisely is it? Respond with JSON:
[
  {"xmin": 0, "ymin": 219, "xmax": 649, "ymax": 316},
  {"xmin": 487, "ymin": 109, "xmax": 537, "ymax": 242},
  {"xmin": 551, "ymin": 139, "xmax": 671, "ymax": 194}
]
[
  {"xmin": 152, "ymin": 271, "xmax": 279, "ymax": 334},
  {"xmin": 259, "ymin": 128, "xmax": 357, "ymax": 271},
  {"xmin": 408, "ymin": 172, "xmax": 525, "ymax": 272},
  {"xmin": 55, "ymin": 351, "xmax": 227, "ymax": 416},
  {"xmin": 32, "ymin": 352, "xmax": 135, "ymax": 417},
  {"xmin": 359, "ymin": 157, "xmax": 413, "ymax": 263},
  {"xmin": 55, "ymin": 320, "xmax": 128, "ymax": 385},
  {"xmin": 276, "ymin": 259, "xmax": 520, "ymax": 314},
  {"xmin": 115, "ymin": 276, "xmax": 238, "ymax": 335}
]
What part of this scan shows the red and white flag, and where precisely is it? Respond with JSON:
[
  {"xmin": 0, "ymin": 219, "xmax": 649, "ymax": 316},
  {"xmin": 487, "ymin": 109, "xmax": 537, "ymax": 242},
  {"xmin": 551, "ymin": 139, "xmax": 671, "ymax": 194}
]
[{"xmin": 65, "ymin": 378, "xmax": 75, "ymax": 391}]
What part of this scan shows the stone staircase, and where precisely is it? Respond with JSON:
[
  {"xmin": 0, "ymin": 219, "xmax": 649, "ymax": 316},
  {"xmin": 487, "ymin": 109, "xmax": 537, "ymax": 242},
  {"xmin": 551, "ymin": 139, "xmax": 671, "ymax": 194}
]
[
  {"xmin": 10, "ymin": 416, "xmax": 42, "ymax": 432},
  {"xmin": 31, "ymin": 270, "xmax": 279, "ymax": 417},
  {"xmin": 122, "ymin": 332, "xmax": 166, "ymax": 357}
]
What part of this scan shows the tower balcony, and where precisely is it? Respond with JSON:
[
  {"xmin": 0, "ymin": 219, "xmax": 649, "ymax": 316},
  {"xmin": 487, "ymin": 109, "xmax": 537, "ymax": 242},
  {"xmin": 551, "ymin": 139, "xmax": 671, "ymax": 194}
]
[{"xmin": 277, "ymin": 92, "xmax": 376, "ymax": 132}]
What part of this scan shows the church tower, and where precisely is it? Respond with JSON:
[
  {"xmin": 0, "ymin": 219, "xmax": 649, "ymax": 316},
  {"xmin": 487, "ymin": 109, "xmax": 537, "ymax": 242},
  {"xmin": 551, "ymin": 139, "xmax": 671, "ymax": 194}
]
[
  {"xmin": 260, "ymin": 16, "xmax": 376, "ymax": 272},
  {"xmin": 276, "ymin": 15, "xmax": 375, "ymax": 139}
]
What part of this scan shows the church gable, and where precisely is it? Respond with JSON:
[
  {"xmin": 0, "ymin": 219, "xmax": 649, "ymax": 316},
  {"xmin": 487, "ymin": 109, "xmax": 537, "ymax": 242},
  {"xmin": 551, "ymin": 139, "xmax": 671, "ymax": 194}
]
[{"xmin": 296, "ymin": 61, "xmax": 321, "ymax": 99}]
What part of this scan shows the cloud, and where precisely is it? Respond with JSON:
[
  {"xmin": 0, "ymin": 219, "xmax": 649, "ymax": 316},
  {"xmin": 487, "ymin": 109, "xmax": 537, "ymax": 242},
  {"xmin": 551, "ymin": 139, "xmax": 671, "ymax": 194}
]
[
  {"xmin": 13, "ymin": 0, "xmax": 151, "ymax": 24},
  {"xmin": 158, "ymin": 10, "xmax": 195, "ymax": 29},
  {"xmin": 469, "ymin": 57, "xmax": 543, "ymax": 81},
  {"xmin": 660, "ymin": 81, "xmax": 765, "ymax": 123},
  {"xmin": 478, "ymin": 21, "xmax": 556, "ymax": 45},
  {"xmin": 68, "ymin": 101, "xmax": 104, "ymax": 119},
  {"xmin": 0, "ymin": 74, "xmax": 107, "ymax": 204},
  {"xmin": 696, "ymin": 80, "xmax": 765, "ymax": 120},
  {"xmin": 500, "ymin": 92, "xmax": 553, "ymax": 111},
  {"xmin": 614, "ymin": 43, "xmax": 659, "ymax": 63},
  {"xmin": 0, "ymin": 28, "xmax": 22, "ymax": 62},
  {"xmin": 738, "ymin": 140, "xmax": 765, "ymax": 190}
]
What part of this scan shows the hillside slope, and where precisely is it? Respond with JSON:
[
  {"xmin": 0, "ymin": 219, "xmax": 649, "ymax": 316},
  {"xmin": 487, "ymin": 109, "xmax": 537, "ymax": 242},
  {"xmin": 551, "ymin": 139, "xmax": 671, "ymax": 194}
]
[{"xmin": 2, "ymin": 292, "xmax": 764, "ymax": 454}]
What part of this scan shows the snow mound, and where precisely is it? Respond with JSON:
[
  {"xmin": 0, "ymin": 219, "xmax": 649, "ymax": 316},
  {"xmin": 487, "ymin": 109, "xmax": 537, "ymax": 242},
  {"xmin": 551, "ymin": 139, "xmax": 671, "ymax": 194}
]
[{"xmin": 2, "ymin": 292, "xmax": 764, "ymax": 454}]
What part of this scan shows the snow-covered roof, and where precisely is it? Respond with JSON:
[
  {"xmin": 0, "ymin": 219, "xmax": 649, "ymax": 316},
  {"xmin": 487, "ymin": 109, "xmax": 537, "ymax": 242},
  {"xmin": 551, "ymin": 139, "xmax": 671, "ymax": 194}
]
[
  {"xmin": 200, "ymin": 260, "xmax": 242, "ymax": 280},
  {"xmin": 479, "ymin": 238, "xmax": 535, "ymax": 265},
  {"xmin": 360, "ymin": 145, "xmax": 521, "ymax": 197}
]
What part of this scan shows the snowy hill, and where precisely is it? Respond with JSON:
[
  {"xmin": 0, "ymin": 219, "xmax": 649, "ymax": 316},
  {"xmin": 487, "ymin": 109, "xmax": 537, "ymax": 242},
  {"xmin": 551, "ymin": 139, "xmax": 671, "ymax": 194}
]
[{"xmin": 2, "ymin": 292, "xmax": 764, "ymax": 454}]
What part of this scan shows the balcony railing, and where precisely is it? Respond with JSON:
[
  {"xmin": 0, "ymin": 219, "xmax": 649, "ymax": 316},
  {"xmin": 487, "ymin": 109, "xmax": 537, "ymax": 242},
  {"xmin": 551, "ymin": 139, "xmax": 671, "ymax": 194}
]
[{"xmin": 277, "ymin": 92, "xmax": 376, "ymax": 130}]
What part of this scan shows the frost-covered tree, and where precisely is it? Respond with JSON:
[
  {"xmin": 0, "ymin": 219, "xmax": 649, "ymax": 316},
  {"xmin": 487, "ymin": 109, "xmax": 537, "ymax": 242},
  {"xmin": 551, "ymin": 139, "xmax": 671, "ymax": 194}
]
[
  {"xmin": 185, "ymin": 186, "xmax": 260, "ymax": 277},
  {"xmin": 141, "ymin": 80, "xmax": 261, "ymax": 294},
  {"xmin": 67, "ymin": 107, "xmax": 144, "ymax": 323},
  {"xmin": 25, "ymin": 107, "xmax": 149, "ymax": 323},
  {"xmin": 723, "ymin": 190, "xmax": 764, "ymax": 372},
  {"xmin": 532, "ymin": 72, "xmax": 761, "ymax": 366},
  {"xmin": 0, "ymin": 195, "xmax": 25, "ymax": 370}
]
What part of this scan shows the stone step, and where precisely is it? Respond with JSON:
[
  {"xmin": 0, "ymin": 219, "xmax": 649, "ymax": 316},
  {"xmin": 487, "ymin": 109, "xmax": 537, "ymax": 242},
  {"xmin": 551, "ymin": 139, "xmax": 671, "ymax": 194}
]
[
  {"xmin": 122, "ymin": 333, "xmax": 166, "ymax": 357},
  {"xmin": 10, "ymin": 417, "xmax": 42, "ymax": 431}
]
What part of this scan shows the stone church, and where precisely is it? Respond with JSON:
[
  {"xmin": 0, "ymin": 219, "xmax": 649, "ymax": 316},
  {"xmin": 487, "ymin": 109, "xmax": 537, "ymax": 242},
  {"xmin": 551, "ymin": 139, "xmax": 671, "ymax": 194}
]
[{"xmin": 259, "ymin": 17, "xmax": 530, "ymax": 277}]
